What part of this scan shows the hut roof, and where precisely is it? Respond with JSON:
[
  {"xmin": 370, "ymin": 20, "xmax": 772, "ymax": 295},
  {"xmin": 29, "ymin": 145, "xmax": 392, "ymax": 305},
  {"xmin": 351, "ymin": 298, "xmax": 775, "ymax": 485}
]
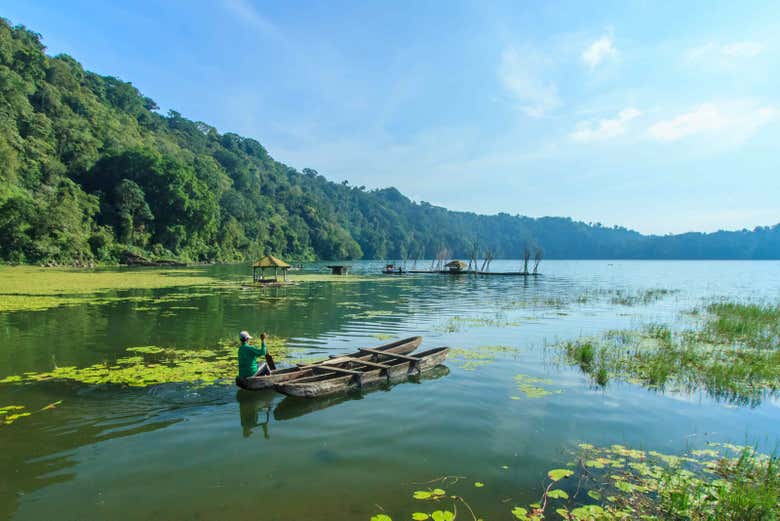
[
  {"xmin": 445, "ymin": 260, "xmax": 467, "ymax": 269},
  {"xmin": 253, "ymin": 255, "xmax": 291, "ymax": 268}
]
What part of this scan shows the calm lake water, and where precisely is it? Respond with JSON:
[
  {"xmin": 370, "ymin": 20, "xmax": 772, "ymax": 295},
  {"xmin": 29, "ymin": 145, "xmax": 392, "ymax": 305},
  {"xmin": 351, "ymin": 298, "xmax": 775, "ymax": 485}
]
[{"xmin": 1, "ymin": 260, "xmax": 779, "ymax": 520}]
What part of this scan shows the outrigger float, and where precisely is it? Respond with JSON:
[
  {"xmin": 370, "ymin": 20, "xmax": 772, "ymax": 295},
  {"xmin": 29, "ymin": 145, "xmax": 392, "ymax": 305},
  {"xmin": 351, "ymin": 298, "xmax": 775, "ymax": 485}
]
[{"xmin": 274, "ymin": 346, "xmax": 450, "ymax": 398}]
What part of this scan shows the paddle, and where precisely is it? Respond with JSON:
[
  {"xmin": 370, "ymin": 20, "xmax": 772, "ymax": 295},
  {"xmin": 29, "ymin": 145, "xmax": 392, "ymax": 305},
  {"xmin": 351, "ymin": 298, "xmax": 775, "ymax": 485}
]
[{"xmin": 260, "ymin": 332, "xmax": 277, "ymax": 371}]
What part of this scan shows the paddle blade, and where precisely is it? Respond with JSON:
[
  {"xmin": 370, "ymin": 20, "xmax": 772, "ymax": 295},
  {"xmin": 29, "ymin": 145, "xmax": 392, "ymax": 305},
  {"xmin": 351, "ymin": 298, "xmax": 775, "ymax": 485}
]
[{"xmin": 265, "ymin": 354, "xmax": 277, "ymax": 371}]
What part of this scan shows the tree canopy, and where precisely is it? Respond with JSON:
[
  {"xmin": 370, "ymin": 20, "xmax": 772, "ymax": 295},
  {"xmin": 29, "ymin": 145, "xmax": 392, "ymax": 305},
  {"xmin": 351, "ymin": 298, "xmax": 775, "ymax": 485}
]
[{"xmin": 1, "ymin": 18, "xmax": 778, "ymax": 264}]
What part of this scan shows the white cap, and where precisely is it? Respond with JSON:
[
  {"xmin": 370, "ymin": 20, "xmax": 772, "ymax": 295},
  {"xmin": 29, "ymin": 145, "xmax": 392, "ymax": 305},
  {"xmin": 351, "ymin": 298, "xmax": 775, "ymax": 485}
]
[{"xmin": 239, "ymin": 331, "xmax": 252, "ymax": 341}]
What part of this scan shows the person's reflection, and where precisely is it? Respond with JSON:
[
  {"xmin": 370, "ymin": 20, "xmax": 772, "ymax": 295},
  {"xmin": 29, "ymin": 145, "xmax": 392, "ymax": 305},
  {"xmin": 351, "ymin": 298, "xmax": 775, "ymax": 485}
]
[{"xmin": 236, "ymin": 389, "xmax": 274, "ymax": 438}]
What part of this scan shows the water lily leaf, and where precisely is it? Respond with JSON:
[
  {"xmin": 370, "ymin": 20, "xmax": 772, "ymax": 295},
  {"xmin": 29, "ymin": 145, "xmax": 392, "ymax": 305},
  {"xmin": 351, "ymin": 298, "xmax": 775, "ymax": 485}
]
[
  {"xmin": 548, "ymin": 489, "xmax": 569, "ymax": 499},
  {"xmin": 474, "ymin": 482, "xmax": 484, "ymax": 487},
  {"xmin": 371, "ymin": 515, "xmax": 392, "ymax": 521},
  {"xmin": 548, "ymin": 469, "xmax": 574, "ymax": 482},
  {"xmin": 587, "ymin": 490, "xmax": 601, "ymax": 501},
  {"xmin": 431, "ymin": 488, "xmax": 446, "ymax": 496},
  {"xmin": 570, "ymin": 505, "xmax": 604, "ymax": 520},
  {"xmin": 556, "ymin": 507, "xmax": 569, "ymax": 518},
  {"xmin": 413, "ymin": 491, "xmax": 432, "ymax": 500},
  {"xmin": 431, "ymin": 511, "xmax": 454, "ymax": 521},
  {"xmin": 614, "ymin": 480, "xmax": 635, "ymax": 493},
  {"xmin": 412, "ymin": 514, "xmax": 429, "ymax": 520},
  {"xmin": 511, "ymin": 507, "xmax": 529, "ymax": 520}
]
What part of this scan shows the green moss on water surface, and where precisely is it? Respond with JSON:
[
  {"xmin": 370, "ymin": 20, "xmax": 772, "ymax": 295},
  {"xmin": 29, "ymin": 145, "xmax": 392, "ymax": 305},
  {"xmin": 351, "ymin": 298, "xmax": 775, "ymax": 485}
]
[
  {"xmin": 512, "ymin": 373, "xmax": 562, "ymax": 399},
  {"xmin": 0, "ymin": 400, "xmax": 62, "ymax": 426},
  {"xmin": 0, "ymin": 266, "xmax": 222, "ymax": 312},
  {"xmin": 450, "ymin": 345, "xmax": 521, "ymax": 371},
  {"xmin": 0, "ymin": 338, "xmax": 292, "ymax": 387}
]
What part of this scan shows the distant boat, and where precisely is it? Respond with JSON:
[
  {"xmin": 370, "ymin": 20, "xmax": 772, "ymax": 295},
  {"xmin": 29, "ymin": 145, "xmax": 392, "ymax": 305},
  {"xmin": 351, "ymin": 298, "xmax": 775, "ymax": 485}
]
[{"xmin": 382, "ymin": 263, "xmax": 404, "ymax": 274}]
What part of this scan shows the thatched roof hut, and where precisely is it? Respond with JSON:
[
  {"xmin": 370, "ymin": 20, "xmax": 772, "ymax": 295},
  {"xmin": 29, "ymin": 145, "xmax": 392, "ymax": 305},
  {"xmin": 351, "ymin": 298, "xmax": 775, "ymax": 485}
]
[
  {"xmin": 253, "ymin": 255, "xmax": 291, "ymax": 269},
  {"xmin": 253, "ymin": 255, "xmax": 291, "ymax": 282}
]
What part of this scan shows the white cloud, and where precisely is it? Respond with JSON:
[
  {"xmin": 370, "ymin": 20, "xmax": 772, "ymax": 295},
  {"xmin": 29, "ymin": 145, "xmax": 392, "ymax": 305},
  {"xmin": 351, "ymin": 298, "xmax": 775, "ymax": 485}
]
[
  {"xmin": 498, "ymin": 47, "xmax": 560, "ymax": 117},
  {"xmin": 647, "ymin": 102, "xmax": 777, "ymax": 142},
  {"xmin": 721, "ymin": 41, "xmax": 764, "ymax": 58},
  {"xmin": 581, "ymin": 36, "xmax": 617, "ymax": 68},
  {"xmin": 570, "ymin": 108, "xmax": 641, "ymax": 142},
  {"xmin": 223, "ymin": 0, "xmax": 282, "ymax": 39},
  {"xmin": 687, "ymin": 41, "xmax": 764, "ymax": 62}
]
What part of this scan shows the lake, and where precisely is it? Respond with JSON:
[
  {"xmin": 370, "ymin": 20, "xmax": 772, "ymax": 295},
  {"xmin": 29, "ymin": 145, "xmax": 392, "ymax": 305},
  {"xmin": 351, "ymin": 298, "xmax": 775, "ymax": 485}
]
[{"xmin": 1, "ymin": 260, "xmax": 779, "ymax": 520}]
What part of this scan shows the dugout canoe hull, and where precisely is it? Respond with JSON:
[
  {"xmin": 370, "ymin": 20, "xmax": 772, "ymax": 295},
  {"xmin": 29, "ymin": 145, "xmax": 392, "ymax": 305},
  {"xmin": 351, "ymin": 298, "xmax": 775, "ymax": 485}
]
[
  {"xmin": 235, "ymin": 336, "xmax": 422, "ymax": 391},
  {"xmin": 273, "ymin": 347, "xmax": 450, "ymax": 398}
]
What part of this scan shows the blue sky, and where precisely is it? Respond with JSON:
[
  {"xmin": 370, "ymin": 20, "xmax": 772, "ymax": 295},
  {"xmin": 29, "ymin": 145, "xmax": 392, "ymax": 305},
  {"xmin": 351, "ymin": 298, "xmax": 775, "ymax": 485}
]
[{"xmin": 4, "ymin": 0, "xmax": 779, "ymax": 234}]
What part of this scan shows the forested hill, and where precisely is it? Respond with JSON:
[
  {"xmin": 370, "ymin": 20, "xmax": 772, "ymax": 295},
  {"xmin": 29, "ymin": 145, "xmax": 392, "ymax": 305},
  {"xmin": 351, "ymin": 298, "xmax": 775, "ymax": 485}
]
[{"xmin": 1, "ymin": 20, "xmax": 779, "ymax": 264}]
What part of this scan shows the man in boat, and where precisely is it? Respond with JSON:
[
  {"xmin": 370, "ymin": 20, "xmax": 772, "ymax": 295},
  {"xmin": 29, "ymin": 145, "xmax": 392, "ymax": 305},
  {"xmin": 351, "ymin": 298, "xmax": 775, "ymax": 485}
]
[{"xmin": 237, "ymin": 331, "xmax": 271, "ymax": 381}]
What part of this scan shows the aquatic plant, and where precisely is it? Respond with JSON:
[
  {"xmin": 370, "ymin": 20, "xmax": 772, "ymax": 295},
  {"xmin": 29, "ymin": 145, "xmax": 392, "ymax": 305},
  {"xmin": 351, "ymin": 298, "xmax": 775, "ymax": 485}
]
[
  {"xmin": 369, "ymin": 441, "xmax": 778, "ymax": 521},
  {"xmin": 546, "ymin": 442, "xmax": 780, "ymax": 520},
  {"xmin": 439, "ymin": 314, "xmax": 522, "ymax": 333},
  {"xmin": 450, "ymin": 345, "xmax": 521, "ymax": 371},
  {"xmin": 0, "ymin": 266, "xmax": 224, "ymax": 312},
  {"xmin": 0, "ymin": 400, "xmax": 62, "ymax": 426},
  {"xmin": 512, "ymin": 374, "xmax": 562, "ymax": 399},
  {"xmin": 558, "ymin": 301, "xmax": 780, "ymax": 406},
  {"xmin": 0, "ymin": 338, "xmax": 292, "ymax": 387}
]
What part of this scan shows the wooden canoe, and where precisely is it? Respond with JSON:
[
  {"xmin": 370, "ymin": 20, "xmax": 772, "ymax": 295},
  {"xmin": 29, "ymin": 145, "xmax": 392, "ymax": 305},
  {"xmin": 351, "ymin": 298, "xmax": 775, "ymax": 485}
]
[
  {"xmin": 273, "ymin": 346, "xmax": 450, "ymax": 398},
  {"xmin": 235, "ymin": 336, "xmax": 422, "ymax": 391}
]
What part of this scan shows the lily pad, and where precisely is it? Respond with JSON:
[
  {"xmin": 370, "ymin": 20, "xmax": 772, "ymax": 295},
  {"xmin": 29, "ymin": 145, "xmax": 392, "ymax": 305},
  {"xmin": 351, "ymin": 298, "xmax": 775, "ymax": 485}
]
[
  {"xmin": 547, "ymin": 489, "xmax": 569, "ymax": 499},
  {"xmin": 430, "ymin": 511, "xmax": 454, "ymax": 521},
  {"xmin": 547, "ymin": 469, "xmax": 574, "ymax": 482}
]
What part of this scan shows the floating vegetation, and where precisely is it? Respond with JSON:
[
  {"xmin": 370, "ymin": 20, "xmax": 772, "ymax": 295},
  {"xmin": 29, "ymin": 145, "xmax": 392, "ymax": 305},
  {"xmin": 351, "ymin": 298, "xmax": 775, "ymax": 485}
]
[
  {"xmin": 539, "ymin": 442, "xmax": 780, "ymax": 520},
  {"xmin": 557, "ymin": 301, "xmax": 780, "ymax": 406},
  {"xmin": 0, "ymin": 266, "xmax": 223, "ymax": 312},
  {"xmin": 496, "ymin": 288, "xmax": 679, "ymax": 313},
  {"xmin": 370, "ymin": 333, "xmax": 396, "ymax": 341},
  {"xmin": 439, "ymin": 313, "xmax": 522, "ymax": 333},
  {"xmin": 0, "ymin": 338, "xmax": 291, "ymax": 387},
  {"xmin": 0, "ymin": 400, "xmax": 62, "ymax": 426},
  {"xmin": 608, "ymin": 288, "xmax": 679, "ymax": 306},
  {"xmin": 0, "ymin": 405, "xmax": 30, "ymax": 425},
  {"xmin": 512, "ymin": 374, "xmax": 562, "ymax": 399},
  {"xmin": 373, "ymin": 442, "xmax": 778, "ymax": 521},
  {"xmin": 450, "ymin": 345, "xmax": 521, "ymax": 371},
  {"xmin": 346, "ymin": 310, "xmax": 396, "ymax": 320}
]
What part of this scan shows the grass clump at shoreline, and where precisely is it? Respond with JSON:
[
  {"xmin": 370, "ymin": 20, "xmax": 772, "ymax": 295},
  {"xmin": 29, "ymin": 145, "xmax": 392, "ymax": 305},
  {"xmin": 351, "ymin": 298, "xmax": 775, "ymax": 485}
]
[{"xmin": 558, "ymin": 301, "xmax": 780, "ymax": 406}]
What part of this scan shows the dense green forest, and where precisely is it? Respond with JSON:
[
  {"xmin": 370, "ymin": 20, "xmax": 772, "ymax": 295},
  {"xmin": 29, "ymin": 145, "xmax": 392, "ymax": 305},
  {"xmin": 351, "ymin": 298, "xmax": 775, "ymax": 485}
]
[{"xmin": 1, "ymin": 19, "xmax": 779, "ymax": 264}]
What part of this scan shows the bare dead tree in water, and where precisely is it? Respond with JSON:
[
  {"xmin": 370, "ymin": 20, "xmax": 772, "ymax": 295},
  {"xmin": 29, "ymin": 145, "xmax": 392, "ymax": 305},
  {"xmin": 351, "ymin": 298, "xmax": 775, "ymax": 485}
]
[
  {"xmin": 480, "ymin": 249, "xmax": 494, "ymax": 272},
  {"xmin": 468, "ymin": 240, "xmax": 479, "ymax": 272},
  {"xmin": 434, "ymin": 247, "xmax": 450, "ymax": 271},
  {"xmin": 532, "ymin": 246, "xmax": 544, "ymax": 274},
  {"xmin": 522, "ymin": 243, "xmax": 531, "ymax": 274}
]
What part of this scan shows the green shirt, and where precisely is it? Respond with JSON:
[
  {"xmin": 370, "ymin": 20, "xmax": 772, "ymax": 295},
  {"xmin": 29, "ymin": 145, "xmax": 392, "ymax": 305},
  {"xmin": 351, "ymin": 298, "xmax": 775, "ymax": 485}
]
[{"xmin": 237, "ymin": 341, "xmax": 267, "ymax": 378}]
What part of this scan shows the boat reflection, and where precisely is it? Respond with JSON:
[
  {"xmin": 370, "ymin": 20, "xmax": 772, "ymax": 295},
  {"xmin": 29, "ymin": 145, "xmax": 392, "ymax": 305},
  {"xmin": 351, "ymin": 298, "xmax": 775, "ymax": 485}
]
[{"xmin": 272, "ymin": 365, "xmax": 450, "ymax": 421}]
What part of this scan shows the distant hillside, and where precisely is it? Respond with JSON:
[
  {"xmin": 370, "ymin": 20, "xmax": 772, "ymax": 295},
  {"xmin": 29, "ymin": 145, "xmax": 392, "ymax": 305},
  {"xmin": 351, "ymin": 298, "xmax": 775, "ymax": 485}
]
[{"xmin": 1, "ymin": 18, "xmax": 778, "ymax": 264}]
